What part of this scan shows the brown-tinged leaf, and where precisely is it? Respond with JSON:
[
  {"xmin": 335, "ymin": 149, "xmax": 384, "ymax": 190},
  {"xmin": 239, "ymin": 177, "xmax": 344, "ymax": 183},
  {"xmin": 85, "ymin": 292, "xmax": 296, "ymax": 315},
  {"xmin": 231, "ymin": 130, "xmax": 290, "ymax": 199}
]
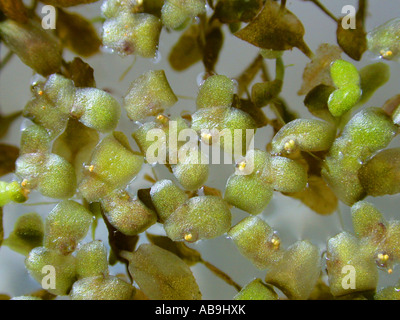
[
  {"xmin": 146, "ymin": 233, "xmax": 202, "ymax": 266},
  {"xmin": 142, "ymin": 0, "xmax": 164, "ymax": 18},
  {"xmin": 304, "ymin": 84, "xmax": 337, "ymax": 123},
  {"xmin": 62, "ymin": 57, "xmax": 96, "ymax": 87},
  {"xmin": 251, "ymin": 79, "xmax": 283, "ymax": 108},
  {"xmin": 232, "ymin": 95, "xmax": 269, "ymax": 128},
  {"xmin": 40, "ymin": 0, "xmax": 99, "ymax": 7},
  {"xmin": 214, "ymin": 0, "xmax": 263, "ymax": 23},
  {"xmin": 203, "ymin": 25, "xmax": 224, "ymax": 74},
  {"xmin": 0, "ymin": 0, "xmax": 28, "ymax": 23},
  {"xmin": 0, "ymin": 143, "xmax": 19, "ymax": 177},
  {"xmin": 56, "ymin": 8, "xmax": 101, "ymax": 57},
  {"xmin": 308, "ymin": 276, "xmax": 334, "ymax": 300},
  {"xmin": 235, "ymin": 54, "xmax": 263, "ymax": 98},
  {"xmin": 0, "ymin": 111, "xmax": 22, "ymax": 140},
  {"xmin": 29, "ymin": 289, "xmax": 57, "ymax": 300},
  {"xmin": 285, "ymin": 175, "xmax": 338, "ymax": 215},
  {"xmin": 298, "ymin": 43, "xmax": 342, "ymax": 96},
  {"xmin": 234, "ymin": 1, "xmax": 313, "ymax": 58},
  {"xmin": 382, "ymin": 94, "xmax": 400, "ymax": 116},
  {"xmin": 168, "ymin": 24, "xmax": 203, "ymax": 71},
  {"xmin": 336, "ymin": 1, "xmax": 367, "ymax": 61}
]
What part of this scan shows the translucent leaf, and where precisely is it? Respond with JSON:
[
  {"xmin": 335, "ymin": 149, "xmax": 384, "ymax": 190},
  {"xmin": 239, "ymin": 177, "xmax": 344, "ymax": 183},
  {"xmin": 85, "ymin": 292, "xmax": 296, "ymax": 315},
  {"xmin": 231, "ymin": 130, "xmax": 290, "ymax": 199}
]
[
  {"xmin": 146, "ymin": 233, "xmax": 202, "ymax": 266},
  {"xmin": 367, "ymin": 18, "xmax": 400, "ymax": 61},
  {"xmin": 168, "ymin": 24, "xmax": 203, "ymax": 71},
  {"xmin": 56, "ymin": 8, "xmax": 101, "ymax": 57},
  {"xmin": 3, "ymin": 212, "xmax": 43, "ymax": 256},
  {"xmin": 0, "ymin": 144, "xmax": 19, "ymax": 177},
  {"xmin": 234, "ymin": 279, "xmax": 278, "ymax": 300},
  {"xmin": 298, "ymin": 43, "xmax": 342, "ymax": 96},
  {"xmin": 358, "ymin": 62, "xmax": 390, "ymax": 105},
  {"xmin": 234, "ymin": 1, "xmax": 312, "ymax": 58},
  {"xmin": 251, "ymin": 79, "xmax": 283, "ymax": 108},
  {"xmin": 284, "ymin": 175, "xmax": 338, "ymax": 215},
  {"xmin": 0, "ymin": 0, "xmax": 28, "ymax": 23},
  {"xmin": 62, "ymin": 57, "xmax": 96, "ymax": 88},
  {"xmin": 125, "ymin": 243, "xmax": 202, "ymax": 300}
]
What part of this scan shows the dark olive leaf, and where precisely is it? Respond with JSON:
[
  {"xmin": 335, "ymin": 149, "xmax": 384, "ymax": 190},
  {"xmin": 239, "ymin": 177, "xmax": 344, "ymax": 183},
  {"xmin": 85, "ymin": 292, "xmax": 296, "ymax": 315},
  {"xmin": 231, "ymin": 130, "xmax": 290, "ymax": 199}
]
[
  {"xmin": 203, "ymin": 25, "xmax": 224, "ymax": 74},
  {"xmin": 235, "ymin": 54, "xmax": 263, "ymax": 98},
  {"xmin": 56, "ymin": 8, "xmax": 101, "ymax": 57},
  {"xmin": 0, "ymin": 111, "xmax": 21, "ymax": 140},
  {"xmin": 168, "ymin": 24, "xmax": 203, "ymax": 71},
  {"xmin": 358, "ymin": 62, "xmax": 390, "ymax": 105},
  {"xmin": 336, "ymin": 2, "xmax": 367, "ymax": 62},
  {"xmin": 0, "ymin": 0, "xmax": 28, "ymax": 24},
  {"xmin": 285, "ymin": 175, "xmax": 338, "ymax": 215},
  {"xmin": 143, "ymin": 0, "xmax": 164, "ymax": 18},
  {"xmin": 214, "ymin": 0, "xmax": 263, "ymax": 23},
  {"xmin": 0, "ymin": 293, "xmax": 10, "ymax": 300},
  {"xmin": 234, "ymin": 1, "xmax": 313, "ymax": 58},
  {"xmin": 62, "ymin": 57, "xmax": 96, "ymax": 87},
  {"xmin": 251, "ymin": 79, "xmax": 283, "ymax": 108},
  {"xmin": 101, "ymin": 208, "xmax": 139, "ymax": 266},
  {"xmin": 232, "ymin": 95, "xmax": 269, "ymax": 128},
  {"xmin": 308, "ymin": 276, "xmax": 334, "ymax": 300},
  {"xmin": 40, "ymin": 0, "xmax": 99, "ymax": 7},
  {"xmin": 137, "ymin": 188, "xmax": 158, "ymax": 215},
  {"xmin": 0, "ymin": 144, "xmax": 19, "ymax": 177},
  {"xmin": 28, "ymin": 289, "xmax": 57, "ymax": 300},
  {"xmin": 146, "ymin": 233, "xmax": 202, "ymax": 266},
  {"xmin": 304, "ymin": 84, "xmax": 337, "ymax": 123}
]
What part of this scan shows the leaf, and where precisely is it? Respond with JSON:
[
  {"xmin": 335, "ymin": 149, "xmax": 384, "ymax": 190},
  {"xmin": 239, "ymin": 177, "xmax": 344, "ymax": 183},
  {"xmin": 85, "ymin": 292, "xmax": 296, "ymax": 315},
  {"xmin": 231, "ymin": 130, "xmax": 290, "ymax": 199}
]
[
  {"xmin": 0, "ymin": 0, "xmax": 28, "ymax": 23},
  {"xmin": 358, "ymin": 62, "xmax": 390, "ymax": 105},
  {"xmin": 251, "ymin": 80, "xmax": 283, "ymax": 108},
  {"xmin": 0, "ymin": 111, "xmax": 21, "ymax": 140},
  {"xmin": 40, "ymin": 0, "xmax": 99, "ymax": 7},
  {"xmin": 336, "ymin": 7, "xmax": 367, "ymax": 61},
  {"xmin": 137, "ymin": 188, "xmax": 158, "ymax": 215},
  {"xmin": 56, "ymin": 8, "xmax": 101, "ymax": 57},
  {"xmin": 0, "ymin": 144, "xmax": 19, "ymax": 177},
  {"xmin": 0, "ymin": 293, "xmax": 10, "ymax": 300},
  {"xmin": 203, "ymin": 25, "xmax": 224, "ymax": 74},
  {"xmin": 304, "ymin": 84, "xmax": 337, "ymax": 123},
  {"xmin": 146, "ymin": 233, "xmax": 202, "ymax": 266},
  {"xmin": 28, "ymin": 289, "xmax": 57, "ymax": 300},
  {"xmin": 214, "ymin": 0, "xmax": 263, "ymax": 23},
  {"xmin": 285, "ymin": 175, "xmax": 338, "ymax": 215},
  {"xmin": 62, "ymin": 57, "xmax": 96, "ymax": 87},
  {"xmin": 234, "ymin": 1, "xmax": 313, "ymax": 58},
  {"xmin": 168, "ymin": 24, "xmax": 203, "ymax": 71},
  {"xmin": 382, "ymin": 94, "xmax": 400, "ymax": 117},
  {"xmin": 232, "ymin": 96, "xmax": 269, "ymax": 128}
]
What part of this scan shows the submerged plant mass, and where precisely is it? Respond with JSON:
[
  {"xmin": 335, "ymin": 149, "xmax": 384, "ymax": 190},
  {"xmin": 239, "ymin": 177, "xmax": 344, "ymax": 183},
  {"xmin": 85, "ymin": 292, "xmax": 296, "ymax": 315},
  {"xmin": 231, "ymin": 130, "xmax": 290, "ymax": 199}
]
[{"xmin": 1, "ymin": 0, "xmax": 400, "ymax": 301}]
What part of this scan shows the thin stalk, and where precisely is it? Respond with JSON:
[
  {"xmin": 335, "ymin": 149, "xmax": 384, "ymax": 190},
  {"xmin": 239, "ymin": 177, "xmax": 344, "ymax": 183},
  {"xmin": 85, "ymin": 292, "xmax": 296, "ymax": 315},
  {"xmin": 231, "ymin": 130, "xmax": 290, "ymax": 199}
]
[
  {"xmin": 308, "ymin": 0, "xmax": 338, "ymax": 23},
  {"xmin": 201, "ymin": 259, "xmax": 242, "ymax": 292},
  {"xmin": 0, "ymin": 51, "xmax": 14, "ymax": 71}
]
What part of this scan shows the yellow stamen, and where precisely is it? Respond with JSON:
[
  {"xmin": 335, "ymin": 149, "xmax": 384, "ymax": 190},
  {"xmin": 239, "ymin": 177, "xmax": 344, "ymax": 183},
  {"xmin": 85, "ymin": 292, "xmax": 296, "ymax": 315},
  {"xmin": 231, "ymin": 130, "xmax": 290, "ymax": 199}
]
[
  {"xmin": 237, "ymin": 161, "xmax": 247, "ymax": 171},
  {"xmin": 284, "ymin": 139, "xmax": 296, "ymax": 153},
  {"xmin": 184, "ymin": 233, "xmax": 193, "ymax": 242}
]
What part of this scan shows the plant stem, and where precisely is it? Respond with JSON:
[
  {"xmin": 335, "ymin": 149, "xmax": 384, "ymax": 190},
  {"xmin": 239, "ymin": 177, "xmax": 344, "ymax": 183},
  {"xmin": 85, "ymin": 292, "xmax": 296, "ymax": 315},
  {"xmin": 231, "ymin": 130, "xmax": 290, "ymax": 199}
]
[
  {"xmin": 0, "ymin": 51, "xmax": 14, "ymax": 71},
  {"xmin": 308, "ymin": 0, "xmax": 338, "ymax": 23},
  {"xmin": 201, "ymin": 259, "xmax": 242, "ymax": 292}
]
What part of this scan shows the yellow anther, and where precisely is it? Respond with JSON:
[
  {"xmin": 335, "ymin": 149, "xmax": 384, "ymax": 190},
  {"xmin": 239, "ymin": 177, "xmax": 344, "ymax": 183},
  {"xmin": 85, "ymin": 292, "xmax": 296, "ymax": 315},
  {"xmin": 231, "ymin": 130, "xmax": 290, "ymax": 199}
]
[
  {"xmin": 21, "ymin": 179, "xmax": 28, "ymax": 188},
  {"xmin": 201, "ymin": 132, "xmax": 212, "ymax": 143},
  {"xmin": 85, "ymin": 165, "xmax": 95, "ymax": 173},
  {"xmin": 388, "ymin": 268, "xmax": 393, "ymax": 274},
  {"xmin": 184, "ymin": 233, "xmax": 193, "ymax": 242},
  {"xmin": 378, "ymin": 253, "xmax": 390, "ymax": 262},
  {"xmin": 284, "ymin": 139, "xmax": 296, "ymax": 153},
  {"xmin": 380, "ymin": 50, "xmax": 393, "ymax": 59},
  {"xmin": 156, "ymin": 114, "xmax": 168, "ymax": 124},
  {"xmin": 38, "ymin": 90, "xmax": 44, "ymax": 96},
  {"xmin": 236, "ymin": 161, "xmax": 247, "ymax": 171},
  {"xmin": 271, "ymin": 237, "xmax": 280, "ymax": 248},
  {"xmin": 41, "ymin": 106, "xmax": 46, "ymax": 110}
]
